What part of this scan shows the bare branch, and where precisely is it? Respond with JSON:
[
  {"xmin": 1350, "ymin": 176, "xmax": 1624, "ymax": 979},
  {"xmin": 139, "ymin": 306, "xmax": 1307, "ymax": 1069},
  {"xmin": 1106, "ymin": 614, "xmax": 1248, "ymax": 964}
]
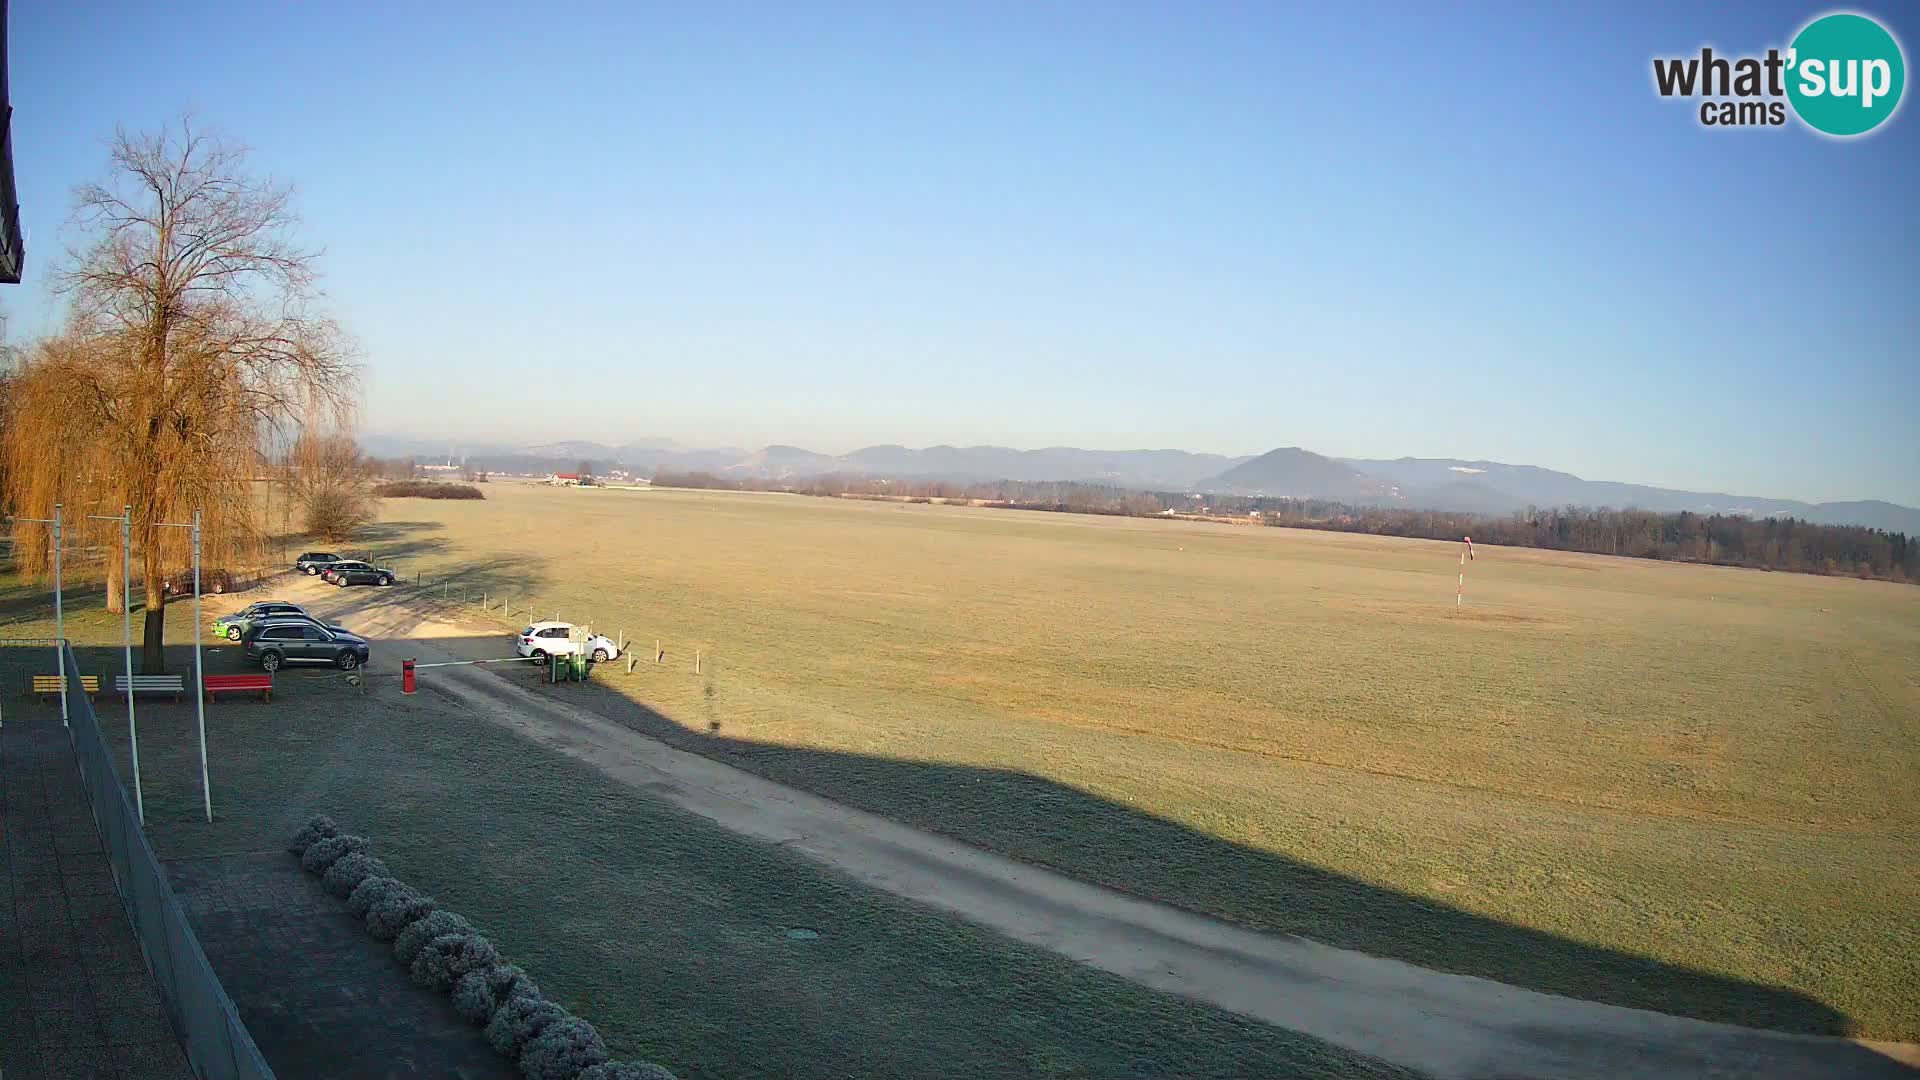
[{"xmin": 8, "ymin": 115, "xmax": 360, "ymax": 670}]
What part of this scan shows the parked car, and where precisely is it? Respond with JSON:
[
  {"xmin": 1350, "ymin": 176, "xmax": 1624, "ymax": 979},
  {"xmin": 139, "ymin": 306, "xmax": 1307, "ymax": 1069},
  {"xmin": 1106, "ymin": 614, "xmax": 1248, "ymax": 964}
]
[
  {"xmin": 319, "ymin": 560, "xmax": 369, "ymax": 583},
  {"xmin": 295, "ymin": 552, "xmax": 344, "ymax": 575},
  {"xmin": 516, "ymin": 621, "xmax": 620, "ymax": 664},
  {"xmin": 330, "ymin": 563, "xmax": 396, "ymax": 587},
  {"xmin": 243, "ymin": 619, "xmax": 370, "ymax": 672},
  {"xmin": 211, "ymin": 601, "xmax": 348, "ymax": 641}
]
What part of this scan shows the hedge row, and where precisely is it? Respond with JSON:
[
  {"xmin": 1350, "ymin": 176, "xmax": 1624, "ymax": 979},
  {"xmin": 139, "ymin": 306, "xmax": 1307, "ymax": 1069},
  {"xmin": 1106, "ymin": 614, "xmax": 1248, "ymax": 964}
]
[{"xmin": 289, "ymin": 815, "xmax": 675, "ymax": 1080}]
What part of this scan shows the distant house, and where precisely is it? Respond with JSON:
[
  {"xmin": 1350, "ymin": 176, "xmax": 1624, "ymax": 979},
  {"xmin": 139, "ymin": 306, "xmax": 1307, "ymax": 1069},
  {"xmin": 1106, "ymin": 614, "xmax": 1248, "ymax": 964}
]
[{"xmin": 548, "ymin": 473, "xmax": 581, "ymax": 487}]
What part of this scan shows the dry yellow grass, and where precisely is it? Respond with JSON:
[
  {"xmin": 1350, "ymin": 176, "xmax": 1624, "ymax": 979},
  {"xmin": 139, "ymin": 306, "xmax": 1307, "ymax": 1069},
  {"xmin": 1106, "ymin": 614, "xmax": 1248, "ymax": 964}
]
[{"xmin": 343, "ymin": 483, "xmax": 1916, "ymax": 1037}]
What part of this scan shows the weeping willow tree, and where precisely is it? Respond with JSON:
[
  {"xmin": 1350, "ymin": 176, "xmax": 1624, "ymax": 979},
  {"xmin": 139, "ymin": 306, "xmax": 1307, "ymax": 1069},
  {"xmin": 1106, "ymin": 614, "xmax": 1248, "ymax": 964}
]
[{"xmin": 2, "ymin": 119, "xmax": 355, "ymax": 671}]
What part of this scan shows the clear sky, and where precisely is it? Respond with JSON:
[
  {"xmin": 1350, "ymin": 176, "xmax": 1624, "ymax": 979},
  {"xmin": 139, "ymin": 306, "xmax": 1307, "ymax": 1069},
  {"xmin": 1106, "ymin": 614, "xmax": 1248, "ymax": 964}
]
[{"xmin": 6, "ymin": 2, "xmax": 1916, "ymax": 504}]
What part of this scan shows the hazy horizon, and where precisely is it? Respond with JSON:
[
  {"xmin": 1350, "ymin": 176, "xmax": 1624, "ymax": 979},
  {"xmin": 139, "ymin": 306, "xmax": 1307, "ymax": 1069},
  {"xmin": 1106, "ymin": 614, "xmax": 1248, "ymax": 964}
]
[
  {"xmin": 359, "ymin": 425, "xmax": 1917, "ymax": 508},
  {"xmin": 8, "ymin": 2, "xmax": 1916, "ymax": 506}
]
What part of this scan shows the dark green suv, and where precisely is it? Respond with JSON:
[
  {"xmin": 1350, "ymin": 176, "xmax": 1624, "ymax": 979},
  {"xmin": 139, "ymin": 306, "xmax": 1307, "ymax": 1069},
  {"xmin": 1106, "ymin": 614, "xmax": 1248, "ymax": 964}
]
[{"xmin": 242, "ymin": 618, "xmax": 371, "ymax": 672}]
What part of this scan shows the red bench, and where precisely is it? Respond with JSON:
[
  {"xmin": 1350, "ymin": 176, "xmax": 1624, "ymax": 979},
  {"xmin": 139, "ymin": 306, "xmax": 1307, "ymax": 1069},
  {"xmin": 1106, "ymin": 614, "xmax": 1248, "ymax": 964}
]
[{"xmin": 204, "ymin": 673, "xmax": 274, "ymax": 702}]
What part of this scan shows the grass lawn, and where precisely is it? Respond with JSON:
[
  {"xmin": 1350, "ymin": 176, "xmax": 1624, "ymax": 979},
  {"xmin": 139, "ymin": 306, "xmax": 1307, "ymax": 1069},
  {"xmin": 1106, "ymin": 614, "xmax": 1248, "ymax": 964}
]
[
  {"xmin": 271, "ymin": 482, "xmax": 1918, "ymax": 1040},
  {"xmin": 0, "ymin": 612, "xmax": 1407, "ymax": 1079}
]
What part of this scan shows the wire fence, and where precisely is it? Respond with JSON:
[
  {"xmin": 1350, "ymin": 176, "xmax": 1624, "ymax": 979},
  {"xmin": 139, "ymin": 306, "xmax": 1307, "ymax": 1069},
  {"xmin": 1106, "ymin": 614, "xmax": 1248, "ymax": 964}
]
[
  {"xmin": 58, "ymin": 640, "xmax": 276, "ymax": 1080},
  {"xmin": 389, "ymin": 568, "xmax": 708, "ymax": 677}
]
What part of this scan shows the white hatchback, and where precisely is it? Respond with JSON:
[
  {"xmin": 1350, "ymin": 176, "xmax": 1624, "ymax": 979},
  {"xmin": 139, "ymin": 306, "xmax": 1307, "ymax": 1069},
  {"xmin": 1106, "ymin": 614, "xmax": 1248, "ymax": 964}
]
[{"xmin": 516, "ymin": 621, "xmax": 620, "ymax": 663}]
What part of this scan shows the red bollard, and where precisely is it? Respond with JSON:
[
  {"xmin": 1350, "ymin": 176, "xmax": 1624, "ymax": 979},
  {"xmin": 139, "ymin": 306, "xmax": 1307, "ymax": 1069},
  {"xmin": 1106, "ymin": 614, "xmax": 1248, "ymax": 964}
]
[{"xmin": 402, "ymin": 658, "xmax": 416, "ymax": 695}]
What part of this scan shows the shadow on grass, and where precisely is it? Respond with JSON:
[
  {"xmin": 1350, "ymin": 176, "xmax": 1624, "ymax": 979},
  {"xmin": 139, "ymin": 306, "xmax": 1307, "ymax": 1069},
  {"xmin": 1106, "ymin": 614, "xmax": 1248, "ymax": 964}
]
[
  {"xmin": 392, "ymin": 640, "xmax": 1904, "ymax": 1048},
  {"xmin": 9, "ymin": 589, "xmax": 1915, "ymax": 1078}
]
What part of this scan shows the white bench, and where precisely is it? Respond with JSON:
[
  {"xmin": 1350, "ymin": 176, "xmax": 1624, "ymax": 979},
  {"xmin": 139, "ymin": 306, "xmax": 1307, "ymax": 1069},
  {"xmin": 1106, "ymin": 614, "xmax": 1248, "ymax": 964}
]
[{"xmin": 115, "ymin": 674, "xmax": 186, "ymax": 702}]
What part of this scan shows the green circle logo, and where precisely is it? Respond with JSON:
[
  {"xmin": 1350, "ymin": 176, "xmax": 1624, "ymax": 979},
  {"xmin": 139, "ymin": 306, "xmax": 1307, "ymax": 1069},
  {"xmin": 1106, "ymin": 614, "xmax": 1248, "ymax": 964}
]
[{"xmin": 1787, "ymin": 13, "xmax": 1906, "ymax": 136}]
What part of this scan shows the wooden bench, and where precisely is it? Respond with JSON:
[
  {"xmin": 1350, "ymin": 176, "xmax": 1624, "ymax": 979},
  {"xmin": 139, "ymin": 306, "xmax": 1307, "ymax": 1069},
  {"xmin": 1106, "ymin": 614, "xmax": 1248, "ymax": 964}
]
[
  {"xmin": 204, "ymin": 673, "xmax": 273, "ymax": 702},
  {"xmin": 114, "ymin": 674, "xmax": 186, "ymax": 702},
  {"xmin": 30, "ymin": 674, "xmax": 100, "ymax": 703}
]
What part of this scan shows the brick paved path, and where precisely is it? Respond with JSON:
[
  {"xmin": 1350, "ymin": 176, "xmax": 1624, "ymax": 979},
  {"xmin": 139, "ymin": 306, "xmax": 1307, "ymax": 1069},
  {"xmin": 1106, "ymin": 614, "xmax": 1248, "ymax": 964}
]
[
  {"xmin": 166, "ymin": 851, "xmax": 518, "ymax": 1080},
  {"xmin": 0, "ymin": 712, "xmax": 194, "ymax": 1080}
]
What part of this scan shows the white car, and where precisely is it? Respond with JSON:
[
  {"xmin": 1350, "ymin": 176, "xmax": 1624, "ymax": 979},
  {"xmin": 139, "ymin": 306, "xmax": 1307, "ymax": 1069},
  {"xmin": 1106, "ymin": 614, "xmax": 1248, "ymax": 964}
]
[{"xmin": 516, "ymin": 621, "xmax": 620, "ymax": 664}]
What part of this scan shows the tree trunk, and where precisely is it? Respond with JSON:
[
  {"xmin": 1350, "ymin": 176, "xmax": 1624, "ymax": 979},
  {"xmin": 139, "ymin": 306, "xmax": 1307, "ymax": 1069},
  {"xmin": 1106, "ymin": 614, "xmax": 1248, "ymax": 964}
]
[
  {"xmin": 106, "ymin": 559, "xmax": 125, "ymax": 614},
  {"xmin": 142, "ymin": 545, "xmax": 168, "ymax": 673},
  {"xmin": 142, "ymin": 593, "xmax": 167, "ymax": 672}
]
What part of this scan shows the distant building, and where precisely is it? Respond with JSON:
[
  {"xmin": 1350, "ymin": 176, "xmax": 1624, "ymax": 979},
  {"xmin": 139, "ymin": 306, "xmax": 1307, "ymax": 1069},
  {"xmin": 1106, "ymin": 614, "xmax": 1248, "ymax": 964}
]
[{"xmin": 548, "ymin": 473, "xmax": 581, "ymax": 487}]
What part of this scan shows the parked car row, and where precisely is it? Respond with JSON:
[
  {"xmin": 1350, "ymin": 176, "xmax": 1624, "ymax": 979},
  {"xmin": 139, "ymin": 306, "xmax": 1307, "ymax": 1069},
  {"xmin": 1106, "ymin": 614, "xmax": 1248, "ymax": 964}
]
[
  {"xmin": 295, "ymin": 551, "xmax": 398, "ymax": 587},
  {"xmin": 212, "ymin": 601, "xmax": 348, "ymax": 642},
  {"xmin": 211, "ymin": 599, "xmax": 371, "ymax": 672}
]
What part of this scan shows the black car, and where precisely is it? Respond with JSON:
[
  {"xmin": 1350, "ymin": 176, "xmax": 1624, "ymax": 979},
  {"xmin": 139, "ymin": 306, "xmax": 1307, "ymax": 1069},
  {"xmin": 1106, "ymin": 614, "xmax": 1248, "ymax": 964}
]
[
  {"xmin": 243, "ymin": 619, "xmax": 371, "ymax": 672},
  {"xmin": 296, "ymin": 552, "xmax": 344, "ymax": 575},
  {"xmin": 331, "ymin": 563, "xmax": 396, "ymax": 587}
]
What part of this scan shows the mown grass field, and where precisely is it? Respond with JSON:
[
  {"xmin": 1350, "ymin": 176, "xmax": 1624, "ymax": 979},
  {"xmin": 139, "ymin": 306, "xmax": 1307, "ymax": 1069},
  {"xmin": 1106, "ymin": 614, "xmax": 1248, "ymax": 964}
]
[
  {"xmin": 340, "ymin": 481, "xmax": 1917, "ymax": 1039},
  {"xmin": 0, "ymin": 595, "xmax": 1405, "ymax": 1079}
]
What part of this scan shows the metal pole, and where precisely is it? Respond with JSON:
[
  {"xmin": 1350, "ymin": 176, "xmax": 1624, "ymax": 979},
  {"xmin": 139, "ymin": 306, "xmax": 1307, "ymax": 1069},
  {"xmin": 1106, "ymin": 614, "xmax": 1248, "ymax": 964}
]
[
  {"xmin": 125, "ymin": 507, "xmax": 142, "ymax": 824},
  {"xmin": 93, "ymin": 508, "xmax": 143, "ymax": 824},
  {"xmin": 193, "ymin": 509, "xmax": 211, "ymax": 822},
  {"xmin": 53, "ymin": 504, "xmax": 66, "ymax": 726}
]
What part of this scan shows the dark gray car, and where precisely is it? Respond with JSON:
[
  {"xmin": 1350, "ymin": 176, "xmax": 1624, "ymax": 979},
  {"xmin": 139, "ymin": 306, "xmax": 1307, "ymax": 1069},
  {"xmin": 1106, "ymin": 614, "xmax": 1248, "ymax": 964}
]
[
  {"xmin": 243, "ymin": 619, "xmax": 371, "ymax": 672},
  {"xmin": 295, "ymin": 552, "xmax": 343, "ymax": 575}
]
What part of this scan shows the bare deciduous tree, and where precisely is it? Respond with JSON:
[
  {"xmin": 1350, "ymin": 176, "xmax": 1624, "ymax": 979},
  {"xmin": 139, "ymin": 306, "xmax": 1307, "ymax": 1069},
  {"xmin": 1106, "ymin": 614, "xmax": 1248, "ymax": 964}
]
[
  {"xmin": 4, "ymin": 119, "xmax": 356, "ymax": 671},
  {"xmin": 291, "ymin": 431, "xmax": 378, "ymax": 541}
]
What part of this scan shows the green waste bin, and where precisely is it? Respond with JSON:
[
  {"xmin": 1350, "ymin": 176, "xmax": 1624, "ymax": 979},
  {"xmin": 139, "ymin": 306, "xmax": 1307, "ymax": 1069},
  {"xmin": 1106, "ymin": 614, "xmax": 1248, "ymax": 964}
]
[{"xmin": 548, "ymin": 649, "xmax": 590, "ymax": 684}]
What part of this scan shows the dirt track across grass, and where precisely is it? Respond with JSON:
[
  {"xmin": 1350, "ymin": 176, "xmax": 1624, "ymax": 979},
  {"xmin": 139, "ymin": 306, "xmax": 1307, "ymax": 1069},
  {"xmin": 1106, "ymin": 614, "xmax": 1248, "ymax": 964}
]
[{"xmin": 282, "ymin": 572, "xmax": 1920, "ymax": 1080}]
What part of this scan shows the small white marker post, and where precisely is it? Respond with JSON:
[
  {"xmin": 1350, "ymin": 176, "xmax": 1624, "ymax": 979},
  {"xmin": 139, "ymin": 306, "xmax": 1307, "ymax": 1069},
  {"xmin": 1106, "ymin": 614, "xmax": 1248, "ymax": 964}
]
[{"xmin": 1457, "ymin": 535, "xmax": 1474, "ymax": 607}]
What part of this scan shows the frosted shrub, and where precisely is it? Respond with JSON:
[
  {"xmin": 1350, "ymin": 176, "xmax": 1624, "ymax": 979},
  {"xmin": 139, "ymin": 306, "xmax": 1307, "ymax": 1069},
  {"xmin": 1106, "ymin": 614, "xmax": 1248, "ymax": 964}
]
[
  {"xmin": 323, "ymin": 853, "xmax": 389, "ymax": 899},
  {"xmin": 394, "ymin": 910, "xmax": 474, "ymax": 966},
  {"xmin": 453, "ymin": 964, "xmax": 540, "ymax": 1025},
  {"xmin": 485, "ymin": 994, "xmax": 567, "ymax": 1059},
  {"xmin": 300, "ymin": 834, "xmax": 370, "ymax": 875},
  {"xmin": 518, "ymin": 1016, "xmax": 609, "ymax": 1080},
  {"xmin": 410, "ymin": 932, "xmax": 500, "ymax": 992},
  {"xmin": 365, "ymin": 886, "xmax": 437, "ymax": 941},
  {"xmin": 286, "ymin": 815, "xmax": 339, "ymax": 856},
  {"xmin": 347, "ymin": 875, "xmax": 403, "ymax": 918}
]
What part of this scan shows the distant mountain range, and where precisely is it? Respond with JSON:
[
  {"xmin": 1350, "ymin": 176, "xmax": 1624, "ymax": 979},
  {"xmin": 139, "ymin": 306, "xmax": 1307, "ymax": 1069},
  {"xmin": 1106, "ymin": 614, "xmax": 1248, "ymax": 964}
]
[
  {"xmin": 1331, "ymin": 456, "xmax": 1920, "ymax": 533},
  {"xmin": 359, "ymin": 434, "xmax": 1920, "ymax": 533}
]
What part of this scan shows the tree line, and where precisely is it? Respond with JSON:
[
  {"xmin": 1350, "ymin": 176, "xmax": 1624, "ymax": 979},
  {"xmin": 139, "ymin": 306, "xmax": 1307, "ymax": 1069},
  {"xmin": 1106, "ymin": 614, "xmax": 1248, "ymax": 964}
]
[{"xmin": 651, "ymin": 471, "xmax": 1920, "ymax": 583}]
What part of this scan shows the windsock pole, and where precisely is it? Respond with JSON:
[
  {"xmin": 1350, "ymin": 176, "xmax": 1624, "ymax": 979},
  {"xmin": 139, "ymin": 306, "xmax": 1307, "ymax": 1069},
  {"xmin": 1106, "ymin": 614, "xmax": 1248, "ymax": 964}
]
[{"xmin": 1457, "ymin": 535, "xmax": 1474, "ymax": 607}]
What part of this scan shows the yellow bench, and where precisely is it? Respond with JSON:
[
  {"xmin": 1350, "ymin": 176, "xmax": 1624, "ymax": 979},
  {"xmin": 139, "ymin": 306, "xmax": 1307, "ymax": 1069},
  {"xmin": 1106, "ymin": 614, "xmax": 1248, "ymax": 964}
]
[{"xmin": 30, "ymin": 674, "xmax": 101, "ymax": 702}]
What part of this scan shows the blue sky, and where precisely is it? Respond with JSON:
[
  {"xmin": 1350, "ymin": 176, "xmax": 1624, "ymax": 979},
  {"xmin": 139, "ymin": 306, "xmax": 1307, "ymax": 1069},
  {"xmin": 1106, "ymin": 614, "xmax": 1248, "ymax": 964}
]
[{"xmin": 7, "ymin": 2, "xmax": 1916, "ymax": 504}]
